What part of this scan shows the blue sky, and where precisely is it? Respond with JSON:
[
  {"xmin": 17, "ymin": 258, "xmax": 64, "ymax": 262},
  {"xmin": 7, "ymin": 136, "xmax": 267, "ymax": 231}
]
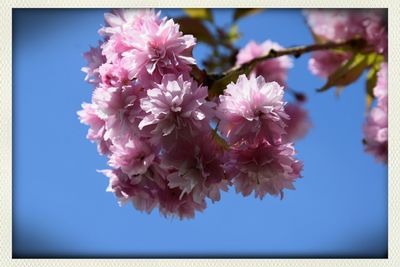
[{"xmin": 12, "ymin": 8, "xmax": 387, "ymax": 257}]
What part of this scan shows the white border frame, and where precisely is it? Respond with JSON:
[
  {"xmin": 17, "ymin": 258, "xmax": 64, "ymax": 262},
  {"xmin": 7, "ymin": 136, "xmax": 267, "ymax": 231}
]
[{"xmin": 1, "ymin": 1, "xmax": 398, "ymax": 266}]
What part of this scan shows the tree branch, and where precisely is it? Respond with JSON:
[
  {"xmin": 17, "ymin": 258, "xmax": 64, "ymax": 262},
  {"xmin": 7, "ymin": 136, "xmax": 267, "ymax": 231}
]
[
  {"xmin": 205, "ymin": 38, "xmax": 368, "ymax": 97},
  {"xmin": 224, "ymin": 38, "xmax": 367, "ymax": 75}
]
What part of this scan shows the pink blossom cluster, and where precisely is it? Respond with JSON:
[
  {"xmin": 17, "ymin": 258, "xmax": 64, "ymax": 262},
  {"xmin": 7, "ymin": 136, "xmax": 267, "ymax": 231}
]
[
  {"xmin": 236, "ymin": 40, "xmax": 311, "ymax": 142},
  {"xmin": 216, "ymin": 75, "xmax": 303, "ymax": 199},
  {"xmin": 363, "ymin": 63, "xmax": 388, "ymax": 163},
  {"xmin": 304, "ymin": 9, "xmax": 387, "ymax": 78},
  {"xmin": 78, "ymin": 9, "xmax": 304, "ymax": 218},
  {"xmin": 235, "ymin": 40, "xmax": 311, "ymax": 143}
]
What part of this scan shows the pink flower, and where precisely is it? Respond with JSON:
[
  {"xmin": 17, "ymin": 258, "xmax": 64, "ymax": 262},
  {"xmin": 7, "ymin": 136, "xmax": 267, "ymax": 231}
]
[
  {"xmin": 99, "ymin": 9, "xmax": 164, "ymax": 64},
  {"xmin": 92, "ymin": 84, "xmax": 144, "ymax": 141},
  {"xmin": 236, "ymin": 40, "xmax": 293, "ymax": 86},
  {"xmin": 217, "ymin": 74, "xmax": 289, "ymax": 145},
  {"xmin": 102, "ymin": 168, "xmax": 160, "ymax": 213},
  {"xmin": 283, "ymin": 103, "xmax": 312, "ymax": 143},
  {"xmin": 308, "ymin": 51, "xmax": 352, "ymax": 78},
  {"xmin": 363, "ymin": 106, "xmax": 388, "ymax": 163},
  {"xmin": 100, "ymin": 33, "xmax": 131, "ymax": 64},
  {"xmin": 100, "ymin": 9, "xmax": 196, "ymax": 86},
  {"xmin": 162, "ymin": 134, "xmax": 228, "ymax": 204},
  {"xmin": 98, "ymin": 58, "xmax": 131, "ymax": 87},
  {"xmin": 121, "ymin": 19, "xmax": 195, "ymax": 85},
  {"xmin": 139, "ymin": 74, "xmax": 213, "ymax": 139},
  {"xmin": 304, "ymin": 9, "xmax": 387, "ymax": 50},
  {"xmin": 108, "ymin": 137, "xmax": 156, "ymax": 177},
  {"xmin": 100, "ymin": 9, "xmax": 162, "ymax": 36},
  {"xmin": 157, "ymin": 185, "xmax": 207, "ymax": 219},
  {"xmin": 363, "ymin": 62, "xmax": 388, "ymax": 163},
  {"xmin": 304, "ymin": 9, "xmax": 361, "ymax": 42},
  {"xmin": 103, "ymin": 168, "xmax": 208, "ymax": 219},
  {"xmin": 355, "ymin": 10, "xmax": 388, "ymax": 55},
  {"xmin": 81, "ymin": 42, "xmax": 106, "ymax": 86},
  {"xmin": 77, "ymin": 103, "xmax": 111, "ymax": 155},
  {"xmin": 226, "ymin": 142, "xmax": 303, "ymax": 199}
]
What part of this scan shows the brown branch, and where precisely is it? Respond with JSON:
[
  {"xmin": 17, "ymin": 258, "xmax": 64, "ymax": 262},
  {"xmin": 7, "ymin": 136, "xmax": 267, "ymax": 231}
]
[
  {"xmin": 202, "ymin": 38, "xmax": 368, "ymax": 97},
  {"xmin": 223, "ymin": 38, "xmax": 367, "ymax": 76}
]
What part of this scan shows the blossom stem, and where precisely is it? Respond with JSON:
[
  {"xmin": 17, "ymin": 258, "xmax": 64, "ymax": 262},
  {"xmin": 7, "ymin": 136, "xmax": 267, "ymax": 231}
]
[{"xmin": 224, "ymin": 38, "xmax": 367, "ymax": 75}]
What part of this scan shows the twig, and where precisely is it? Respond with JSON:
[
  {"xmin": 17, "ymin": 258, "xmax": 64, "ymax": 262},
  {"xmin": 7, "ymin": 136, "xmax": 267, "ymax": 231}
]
[{"xmin": 223, "ymin": 38, "xmax": 367, "ymax": 76}]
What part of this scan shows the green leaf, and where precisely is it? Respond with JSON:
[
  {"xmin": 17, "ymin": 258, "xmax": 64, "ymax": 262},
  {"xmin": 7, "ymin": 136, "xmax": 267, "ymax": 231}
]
[
  {"xmin": 233, "ymin": 8, "xmax": 264, "ymax": 21},
  {"xmin": 227, "ymin": 24, "xmax": 241, "ymax": 43},
  {"xmin": 176, "ymin": 17, "xmax": 216, "ymax": 46},
  {"xmin": 317, "ymin": 52, "xmax": 370, "ymax": 93},
  {"xmin": 183, "ymin": 8, "xmax": 213, "ymax": 22},
  {"xmin": 368, "ymin": 52, "xmax": 384, "ymax": 66}
]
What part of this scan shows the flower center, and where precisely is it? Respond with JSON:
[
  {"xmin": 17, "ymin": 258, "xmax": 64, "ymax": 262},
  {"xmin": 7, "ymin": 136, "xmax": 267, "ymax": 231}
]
[
  {"xmin": 254, "ymin": 109, "xmax": 264, "ymax": 120},
  {"xmin": 170, "ymin": 103, "xmax": 182, "ymax": 112},
  {"xmin": 149, "ymin": 42, "xmax": 166, "ymax": 60}
]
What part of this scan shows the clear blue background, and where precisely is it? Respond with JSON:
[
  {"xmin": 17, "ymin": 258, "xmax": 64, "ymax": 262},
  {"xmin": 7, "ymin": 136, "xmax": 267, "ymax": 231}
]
[{"xmin": 12, "ymin": 9, "xmax": 387, "ymax": 258}]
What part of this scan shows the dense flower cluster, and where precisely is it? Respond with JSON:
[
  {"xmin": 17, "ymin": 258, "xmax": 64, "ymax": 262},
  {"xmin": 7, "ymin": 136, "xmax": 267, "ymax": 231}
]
[
  {"xmin": 79, "ymin": 9, "xmax": 306, "ymax": 219},
  {"xmin": 363, "ymin": 63, "xmax": 388, "ymax": 163},
  {"xmin": 216, "ymin": 75, "xmax": 303, "ymax": 198},
  {"xmin": 304, "ymin": 9, "xmax": 387, "ymax": 78}
]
